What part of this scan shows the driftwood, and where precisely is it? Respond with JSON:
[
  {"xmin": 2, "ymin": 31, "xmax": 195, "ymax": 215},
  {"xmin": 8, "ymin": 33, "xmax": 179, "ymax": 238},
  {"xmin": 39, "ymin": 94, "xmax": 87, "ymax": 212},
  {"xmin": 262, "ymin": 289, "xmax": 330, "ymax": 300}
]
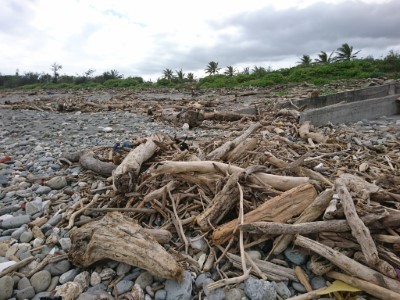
[
  {"xmin": 113, "ymin": 134, "xmax": 162, "ymax": 193},
  {"xmin": 212, "ymin": 183, "xmax": 317, "ymax": 245},
  {"xmin": 294, "ymin": 235, "xmax": 400, "ymax": 293},
  {"xmin": 152, "ymin": 161, "xmax": 309, "ymax": 191},
  {"xmin": 225, "ymin": 138, "xmax": 258, "ymax": 162},
  {"xmin": 61, "ymin": 150, "xmax": 116, "ymax": 176},
  {"xmin": 206, "ymin": 122, "xmax": 261, "ymax": 161},
  {"xmin": 242, "ymin": 212, "xmax": 387, "ymax": 236},
  {"xmin": 336, "ymin": 178, "xmax": 379, "ymax": 265},
  {"xmin": 68, "ymin": 212, "xmax": 183, "ymax": 281},
  {"xmin": 161, "ymin": 108, "xmax": 204, "ymax": 128},
  {"xmin": 271, "ymin": 188, "xmax": 334, "ymax": 255},
  {"xmin": 196, "ymin": 173, "xmax": 239, "ymax": 231},
  {"xmin": 203, "ymin": 111, "xmax": 255, "ymax": 122},
  {"xmin": 299, "ymin": 121, "xmax": 328, "ymax": 143},
  {"xmin": 327, "ymin": 271, "xmax": 400, "ymax": 300}
]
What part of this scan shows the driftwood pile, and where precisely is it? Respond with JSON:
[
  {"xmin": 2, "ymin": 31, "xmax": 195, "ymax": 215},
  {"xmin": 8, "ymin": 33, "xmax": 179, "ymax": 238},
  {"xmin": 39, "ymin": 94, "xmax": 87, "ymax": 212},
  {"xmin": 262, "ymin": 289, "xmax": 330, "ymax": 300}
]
[{"xmin": 46, "ymin": 100, "xmax": 400, "ymax": 300}]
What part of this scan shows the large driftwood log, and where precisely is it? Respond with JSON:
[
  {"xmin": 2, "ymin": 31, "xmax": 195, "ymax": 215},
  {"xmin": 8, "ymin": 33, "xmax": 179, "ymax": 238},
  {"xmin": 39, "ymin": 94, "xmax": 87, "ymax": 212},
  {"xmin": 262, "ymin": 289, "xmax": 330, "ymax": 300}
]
[
  {"xmin": 151, "ymin": 161, "xmax": 309, "ymax": 191},
  {"xmin": 196, "ymin": 173, "xmax": 239, "ymax": 231},
  {"xmin": 212, "ymin": 183, "xmax": 317, "ymax": 245},
  {"xmin": 336, "ymin": 178, "xmax": 379, "ymax": 265},
  {"xmin": 294, "ymin": 235, "xmax": 400, "ymax": 293},
  {"xmin": 206, "ymin": 122, "xmax": 261, "ymax": 161},
  {"xmin": 327, "ymin": 271, "xmax": 400, "ymax": 300},
  {"xmin": 241, "ymin": 212, "xmax": 387, "ymax": 236},
  {"xmin": 299, "ymin": 121, "xmax": 328, "ymax": 143},
  {"xmin": 271, "ymin": 189, "xmax": 333, "ymax": 255},
  {"xmin": 68, "ymin": 212, "xmax": 183, "ymax": 281},
  {"xmin": 113, "ymin": 134, "xmax": 161, "ymax": 193},
  {"xmin": 225, "ymin": 138, "xmax": 258, "ymax": 162},
  {"xmin": 61, "ymin": 150, "xmax": 116, "ymax": 176},
  {"xmin": 161, "ymin": 108, "xmax": 204, "ymax": 128}
]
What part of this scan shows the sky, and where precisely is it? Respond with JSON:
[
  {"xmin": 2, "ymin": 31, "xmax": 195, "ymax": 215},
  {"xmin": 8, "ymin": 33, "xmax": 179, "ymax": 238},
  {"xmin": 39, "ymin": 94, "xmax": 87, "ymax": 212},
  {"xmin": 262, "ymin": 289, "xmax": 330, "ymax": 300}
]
[{"xmin": 1, "ymin": 0, "xmax": 400, "ymax": 81}]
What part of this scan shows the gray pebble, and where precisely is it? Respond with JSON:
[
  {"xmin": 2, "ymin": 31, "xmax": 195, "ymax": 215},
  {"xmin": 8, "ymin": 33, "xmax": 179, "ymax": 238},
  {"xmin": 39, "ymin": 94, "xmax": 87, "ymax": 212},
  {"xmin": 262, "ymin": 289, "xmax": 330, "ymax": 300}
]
[
  {"xmin": 135, "ymin": 271, "xmax": 154, "ymax": 289},
  {"xmin": 45, "ymin": 259, "xmax": 71, "ymax": 275},
  {"xmin": 1, "ymin": 215, "xmax": 31, "ymax": 229},
  {"xmin": 11, "ymin": 224, "xmax": 28, "ymax": 239},
  {"xmin": 25, "ymin": 197, "xmax": 43, "ymax": 215},
  {"xmin": 16, "ymin": 286, "xmax": 36, "ymax": 300},
  {"xmin": 284, "ymin": 248, "xmax": 308, "ymax": 265},
  {"xmin": 145, "ymin": 285, "xmax": 155, "ymax": 297},
  {"xmin": 155, "ymin": 289, "xmax": 167, "ymax": 300},
  {"xmin": 46, "ymin": 176, "xmax": 67, "ymax": 189},
  {"xmin": 36, "ymin": 185, "xmax": 52, "ymax": 194},
  {"xmin": 244, "ymin": 277, "xmax": 277, "ymax": 300},
  {"xmin": 90, "ymin": 271, "xmax": 101, "ymax": 286},
  {"xmin": 114, "ymin": 280, "xmax": 134, "ymax": 295},
  {"xmin": 0, "ymin": 275, "xmax": 14, "ymax": 300},
  {"xmin": 58, "ymin": 237, "xmax": 71, "ymax": 251},
  {"xmin": 292, "ymin": 282, "xmax": 307, "ymax": 293},
  {"xmin": 116, "ymin": 262, "xmax": 131, "ymax": 276},
  {"xmin": 77, "ymin": 291, "xmax": 113, "ymax": 300},
  {"xmin": 273, "ymin": 281, "xmax": 292, "ymax": 299},
  {"xmin": 86, "ymin": 283, "xmax": 107, "ymax": 293},
  {"xmin": 208, "ymin": 288, "xmax": 226, "ymax": 300},
  {"xmin": 225, "ymin": 288, "xmax": 245, "ymax": 300},
  {"xmin": 17, "ymin": 277, "xmax": 31, "ymax": 290},
  {"xmin": 46, "ymin": 276, "xmax": 59, "ymax": 292},
  {"xmin": 195, "ymin": 272, "xmax": 210, "ymax": 289},
  {"xmin": 165, "ymin": 271, "xmax": 193, "ymax": 300},
  {"xmin": 74, "ymin": 271, "xmax": 90, "ymax": 290},
  {"xmin": 30, "ymin": 270, "xmax": 51, "ymax": 292},
  {"xmin": 19, "ymin": 230, "xmax": 33, "ymax": 243},
  {"xmin": 59, "ymin": 268, "xmax": 80, "ymax": 284},
  {"xmin": 202, "ymin": 278, "xmax": 215, "ymax": 296},
  {"xmin": 311, "ymin": 276, "xmax": 327, "ymax": 290},
  {"xmin": 246, "ymin": 250, "xmax": 262, "ymax": 261}
]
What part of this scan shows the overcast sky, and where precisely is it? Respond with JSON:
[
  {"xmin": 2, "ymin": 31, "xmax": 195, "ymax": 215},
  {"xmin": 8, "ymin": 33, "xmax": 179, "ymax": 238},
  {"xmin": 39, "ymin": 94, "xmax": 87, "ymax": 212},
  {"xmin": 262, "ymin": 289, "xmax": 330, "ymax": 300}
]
[{"xmin": 1, "ymin": 0, "xmax": 399, "ymax": 80}]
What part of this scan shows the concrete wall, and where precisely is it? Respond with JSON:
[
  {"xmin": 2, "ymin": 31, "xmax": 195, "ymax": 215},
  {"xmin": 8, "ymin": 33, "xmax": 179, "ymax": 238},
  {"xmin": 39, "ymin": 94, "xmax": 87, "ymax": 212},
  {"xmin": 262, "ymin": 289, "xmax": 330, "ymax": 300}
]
[
  {"xmin": 299, "ymin": 94, "xmax": 400, "ymax": 126},
  {"xmin": 291, "ymin": 84, "xmax": 392, "ymax": 109}
]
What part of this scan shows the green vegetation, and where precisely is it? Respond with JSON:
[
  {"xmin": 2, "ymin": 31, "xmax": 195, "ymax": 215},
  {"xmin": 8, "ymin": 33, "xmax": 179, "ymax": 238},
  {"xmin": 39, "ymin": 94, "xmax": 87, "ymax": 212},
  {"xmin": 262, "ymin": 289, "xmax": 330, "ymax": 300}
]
[{"xmin": 1, "ymin": 45, "xmax": 399, "ymax": 90}]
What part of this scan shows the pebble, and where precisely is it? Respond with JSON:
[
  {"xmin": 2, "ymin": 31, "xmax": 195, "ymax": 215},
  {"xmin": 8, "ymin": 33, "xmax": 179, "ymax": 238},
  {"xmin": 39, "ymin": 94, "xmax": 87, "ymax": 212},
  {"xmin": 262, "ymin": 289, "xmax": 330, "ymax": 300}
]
[
  {"xmin": 292, "ymin": 282, "xmax": 308, "ymax": 293},
  {"xmin": 58, "ymin": 237, "xmax": 72, "ymax": 251},
  {"xmin": 164, "ymin": 271, "xmax": 193, "ymax": 300},
  {"xmin": 45, "ymin": 176, "xmax": 67, "ymax": 189},
  {"xmin": 90, "ymin": 271, "xmax": 102, "ymax": 286},
  {"xmin": 11, "ymin": 225, "xmax": 28, "ymax": 240},
  {"xmin": 195, "ymin": 272, "xmax": 210, "ymax": 289},
  {"xmin": 35, "ymin": 185, "xmax": 52, "ymax": 194},
  {"xmin": 77, "ymin": 290, "xmax": 113, "ymax": 300},
  {"xmin": 114, "ymin": 280, "xmax": 134, "ymax": 295},
  {"xmin": 19, "ymin": 230, "xmax": 33, "ymax": 243},
  {"xmin": 116, "ymin": 262, "xmax": 131, "ymax": 276},
  {"xmin": 311, "ymin": 276, "xmax": 327, "ymax": 290},
  {"xmin": 225, "ymin": 288, "xmax": 245, "ymax": 300},
  {"xmin": 155, "ymin": 289, "xmax": 167, "ymax": 300},
  {"xmin": 16, "ymin": 286, "xmax": 36, "ymax": 300},
  {"xmin": 32, "ymin": 292, "xmax": 51, "ymax": 300},
  {"xmin": 273, "ymin": 281, "xmax": 292, "ymax": 299},
  {"xmin": 135, "ymin": 271, "xmax": 154, "ymax": 289},
  {"xmin": 17, "ymin": 276, "xmax": 31, "ymax": 290},
  {"xmin": 59, "ymin": 268, "xmax": 80, "ymax": 284},
  {"xmin": 1, "ymin": 215, "xmax": 31, "ymax": 229},
  {"xmin": 0, "ymin": 275, "xmax": 14, "ymax": 300},
  {"xmin": 244, "ymin": 277, "xmax": 277, "ymax": 300},
  {"xmin": 30, "ymin": 270, "xmax": 52, "ymax": 292},
  {"xmin": 284, "ymin": 248, "xmax": 308, "ymax": 265},
  {"xmin": 46, "ymin": 259, "xmax": 71, "ymax": 275}
]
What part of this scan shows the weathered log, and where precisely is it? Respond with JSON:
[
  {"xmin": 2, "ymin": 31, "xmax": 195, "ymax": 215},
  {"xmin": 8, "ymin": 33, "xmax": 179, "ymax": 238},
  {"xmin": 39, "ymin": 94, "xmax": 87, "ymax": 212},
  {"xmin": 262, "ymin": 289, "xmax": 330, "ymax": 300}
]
[
  {"xmin": 327, "ymin": 271, "xmax": 400, "ymax": 300},
  {"xmin": 336, "ymin": 178, "xmax": 379, "ymax": 265},
  {"xmin": 68, "ymin": 212, "xmax": 183, "ymax": 281},
  {"xmin": 242, "ymin": 212, "xmax": 386, "ymax": 236},
  {"xmin": 196, "ymin": 173, "xmax": 239, "ymax": 231},
  {"xmin": 212, "ymin": 183, "xmax": 317, "ymax": 245},
  {"xmin": 225, "ymin": 138, "xmax": 258, "ymax": 162},
  {"xmin": 299, "ymin": 121, "xmax": 328, "ymax": 143},
  {"xmin": 339, "ymin": 173, "xmax": 380, "ymax": 201},
  {"xmin": 203, "ymin": 111, "xmax": 251, "ymax": 122},
  {"xmin": 353, "ymin": 251, "xmax": 397, "ymax": 279},
  {"xmin": 60, "ymin": 150, "xmax": 116, "ymax": 176},
  {"xmin": 227, "ymin": 253, "xmax": 298, "ymax": 282},
  {"xmin": 206, "ymin": 122, "xmax": 261, "ymax": 161},
  {"xmin": 113, "ymin": 134, "xmax": 161, "ymax": 193},
  {"xmin": 151, "ymin": 161, "xmax": 309, "ymax": 191},
  {"xmin": 161, "ymin": 108, "xmax": 204, "ymax": 128},
  {"xmin": 271, "ymin": 189, "xmax": 333, "ymax": 255},
  {"xmin": 294, "ymin": 235, "xmax": 400, "ymax": 293}
]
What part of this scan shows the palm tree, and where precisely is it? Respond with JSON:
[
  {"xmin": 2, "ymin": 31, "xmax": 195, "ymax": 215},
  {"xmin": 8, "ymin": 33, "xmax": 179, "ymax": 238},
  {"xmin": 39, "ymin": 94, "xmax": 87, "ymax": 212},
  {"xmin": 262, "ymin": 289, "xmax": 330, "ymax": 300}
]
[
  {"xmin": 335, "ymin": 43, "xmax": 360, "ymax": 61},
  {"xmin": 205, "ymin": 61, "xmax": 221, "ymax": 75},
  {"xmin": 298, "ymin": 55, "xmax": 312, "ymax": 66},
  {"xmin": 241, "ymin": 67, "xmax": 250, "ymax": 75},
  {"xmin": 252, "ymin": 65, "xmax": 267, "ymax": 77},
  {"xmin": 176, "ymin": 69, "xmax": 185, "ymax": 81},
  {"xmin": 224, "ymin": 66, "xmax": 236, "ymax": 77},
  {"xmin": 315, "ymin": 51, "xmax": 334, "ymax": 64},
  {"xmin": 163, "ymin": 68, "xmax": 174, "ymax": 81},
  {"xmin": 187, "ymin": 73, "xmax": 195, "ymax": 82}
]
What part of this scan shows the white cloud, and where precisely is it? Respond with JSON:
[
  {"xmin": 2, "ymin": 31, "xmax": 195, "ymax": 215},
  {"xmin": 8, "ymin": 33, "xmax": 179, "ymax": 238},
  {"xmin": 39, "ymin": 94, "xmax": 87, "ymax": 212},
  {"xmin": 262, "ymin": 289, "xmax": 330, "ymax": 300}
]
[{"xmin": 0, "ymin": 0, "xmax": 399, "ymax": 81}]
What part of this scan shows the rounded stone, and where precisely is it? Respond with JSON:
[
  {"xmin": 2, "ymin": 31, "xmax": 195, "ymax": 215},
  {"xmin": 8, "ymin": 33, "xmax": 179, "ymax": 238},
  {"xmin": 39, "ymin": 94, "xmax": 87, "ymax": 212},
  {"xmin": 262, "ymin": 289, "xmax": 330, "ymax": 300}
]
[
  {"xmin": 246, "ymin": 250, "xmax": 262, "ymax": 261},
  {"xmin": 292, "ymin": 282, "xmax": 307, "ymax": 293},
  {"xmin": 273, "ymin": 281, "xmax": 292, "ymax": 299},
  {"xmin": 46, "ymin": 176, "xmax": 67, "ymax": 190},
  {"xmin": 0, "ymin": 275, "xmax": 14, "ymax": 300},
  {"xmin": 155, "ymin": 289, "xmax": 167, "ymax": 300},
  {"xmin": 46, "ymin": 259, "xmax": 71, "ymax": 276},
  {"xmin": 16, "ymin": 286, "xmax": 36, "ymax": 300},
  {"xmin": 116, "ymin": 262, "xmax": 131, "ymax": 276},
  {"xmin": 135, "ymin": 271, "xmax": 154, "ymax": 289},
  {"xmin": 244, "ymin": 277, "xmax": 277, "ymax": 300},
  {"xmin": 114, "ymin": 280, "xmax": 134, "ymax": 295},
  {"xmin": 59, "ymin": 268, "xmax": 80, "ymax": 284},
  {"xmin": 90, "ymin": 271, "xmax": 101, "ymax": 286},
  {"xmin": 164, "ymin": 271, "xmax": 193, "ymax": 300},
  {"xmin": 19, "ymin": 231, "xmax": 33, "ymax": 243},
  {"xmin": 58, "ymin": 237, "xmax": 72, "ymax": 251},
  {"xmin": 225, "ymin": 288, "xmax": 245, "ymax": 300},
  {"xmin": 30, "ymin": 270, "xmax": 52, "ymax": 292},
  {"xmin": 311, "ymin": 276, "xmax": 327, "ymax": 290},
  {"xmin": 17, "ymin": 276, "xmax": 31, "ymax": 290},
  {"xmin": 284, "ymin": 248, "xmax": 308, "ymax": 265}
]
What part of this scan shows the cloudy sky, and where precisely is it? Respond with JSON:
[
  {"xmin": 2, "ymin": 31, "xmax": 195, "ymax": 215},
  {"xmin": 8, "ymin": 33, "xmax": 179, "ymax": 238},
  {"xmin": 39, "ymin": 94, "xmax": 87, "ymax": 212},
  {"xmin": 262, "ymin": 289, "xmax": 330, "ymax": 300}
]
[{"xmin": 1, "ymin": 0, "xmax": 399, "ymax": 80}]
